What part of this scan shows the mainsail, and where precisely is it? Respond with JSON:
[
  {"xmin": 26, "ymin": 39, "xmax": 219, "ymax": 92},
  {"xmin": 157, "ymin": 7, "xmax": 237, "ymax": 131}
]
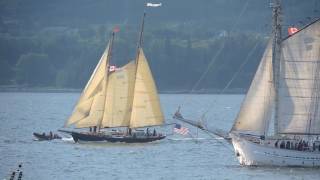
[
  {"xmin": 130, "ymin": 48, "xmax": 164, "ymax": 128},
  {"xmin": 102, "ymin": 61, "xmax": 136, "ymax": 128},
  {"xmin": 231, "ymin": 41, "xmax": 274, "ymax": 135},
  {"xmin": 278, "ymin": 20, "xmax": 320, "ymax": 134}
]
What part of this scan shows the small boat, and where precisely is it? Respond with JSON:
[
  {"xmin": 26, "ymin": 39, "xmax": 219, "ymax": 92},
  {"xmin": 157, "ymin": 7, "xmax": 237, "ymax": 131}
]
[
  {"xmin": 60, "ymin": 13, "xmax": 166, "ymax": 143},
  {"xmin": 33, "ymin": 132, "xmax": 61, "ymax": 141},
  {"xmin": 230, "ymin": 0, "xmax": 320, "ymax": 167}
]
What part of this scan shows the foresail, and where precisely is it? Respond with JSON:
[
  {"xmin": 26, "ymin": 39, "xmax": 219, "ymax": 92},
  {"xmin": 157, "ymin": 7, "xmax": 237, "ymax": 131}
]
[
  {"xmin": 64, "ymin": 45, "xmax": 109, "ymax": 127},
  {"xmin": 130, "ymin": 49, "xmax": 164, "ymax": 128},
  {"xmin": 278, "ymin": 20, "xmax": 320, "ymax": 134},
  {"xmin": 231, "ymin": 41, "xmax": 274, "ymax": 135},
  {"xmin": 75, "ymin": 91, "xmax": 105, "ymax": 128},
  {"xmin": 101, "ymin": 61, "xmax": 136, "ymax": 128}
]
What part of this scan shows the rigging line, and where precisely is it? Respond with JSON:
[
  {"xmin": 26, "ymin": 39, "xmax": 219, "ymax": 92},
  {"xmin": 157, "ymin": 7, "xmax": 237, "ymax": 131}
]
[
  {"xmin": 178, "ymin": 0, "xmax": 251, "ymax": 109},
  {"xmin": 202, "ymin": 39, "xmax": 262, "ymax": 116},
  {"xmin": 202, "ymin": 129, "xmax": 234, "ymax": 152},
  {"xmin": 221, "ymin": 41, "xmax": 261, "ymax": 94}
]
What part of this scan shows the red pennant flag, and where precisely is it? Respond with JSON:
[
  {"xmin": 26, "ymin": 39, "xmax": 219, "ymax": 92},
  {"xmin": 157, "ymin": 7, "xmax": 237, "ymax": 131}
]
[
  {"xmin": 113, "ymin": 26, "xmax": 120, "ymax": 33},
  {"xmin": 288, "ymin": 27, "xmax": 298, "ymax": 35}
]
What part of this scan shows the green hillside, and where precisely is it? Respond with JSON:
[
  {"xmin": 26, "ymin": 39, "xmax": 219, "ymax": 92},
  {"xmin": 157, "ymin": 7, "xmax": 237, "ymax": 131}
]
[{"xmin": 0, "ymin": 0, "xmax": 319, "ymax": 91}]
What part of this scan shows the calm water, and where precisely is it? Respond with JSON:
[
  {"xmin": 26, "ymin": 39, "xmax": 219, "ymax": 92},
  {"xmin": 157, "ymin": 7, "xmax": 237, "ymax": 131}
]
[{"xmin": 0, "ymin": 92, "xmax": 319, "ymax": 180}]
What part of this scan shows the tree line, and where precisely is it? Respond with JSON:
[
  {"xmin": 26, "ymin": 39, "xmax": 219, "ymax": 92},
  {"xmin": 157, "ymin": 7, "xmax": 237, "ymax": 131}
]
[
  {"xmin": 0, "ymin": 24, "xmax": 268, "ymax": 91},
  {"xmin": 0, "ymin": 0, "xmax": 318, "ymax": 91}
]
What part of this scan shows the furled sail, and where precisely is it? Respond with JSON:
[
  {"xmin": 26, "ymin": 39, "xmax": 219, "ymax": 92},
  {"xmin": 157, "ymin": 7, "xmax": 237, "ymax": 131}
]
[
  {"xmin": 130, "ymin": 48, "xmax": 164, "ymax": 128},
  {"xmin": 101, "ymin": 61, "xmax": 136, "ymax": 128},
  {"xmin": 278, "ymin": 20, "xmax": 320, "ymax": 134},
  {"xmin": 64, "ymin": 44, "xmax": 110, "ymax": 128},
  {"xmin": 231, "ymin": 42, "xmax": 274, "ymax": 135}
]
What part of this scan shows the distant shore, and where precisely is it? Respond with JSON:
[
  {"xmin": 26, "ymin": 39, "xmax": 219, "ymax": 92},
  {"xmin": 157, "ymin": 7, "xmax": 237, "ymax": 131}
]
[
  {"xmin": 159, "ymin": 88, "xmax": 246, "ymax": 94},
  {"xmin": 0, "ymin": 86, "xmax": 81, "ymax": 93},
  {"xmin": 0, "ymin": 86, "xmax": 246, "ymax": 94}
]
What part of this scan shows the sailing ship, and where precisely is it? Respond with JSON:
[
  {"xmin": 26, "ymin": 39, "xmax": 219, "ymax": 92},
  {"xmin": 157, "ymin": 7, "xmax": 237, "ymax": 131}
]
[
  {"xmin": 61, "ymin": 13, "xmax": 166, "ymax": 143},
  {"xmin": 230, "ymin": 0, "xmax": 320, "ymax": 166}
]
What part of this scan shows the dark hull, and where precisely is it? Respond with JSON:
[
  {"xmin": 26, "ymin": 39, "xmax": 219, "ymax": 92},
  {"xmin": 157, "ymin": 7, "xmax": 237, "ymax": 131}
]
[
  {"xmin": 33, "ymin": 133, "xmax": 61, "ymax": 141},
  {"xmin": 71, "ymin": 132, "xmax": 166, "ymax": 143}
]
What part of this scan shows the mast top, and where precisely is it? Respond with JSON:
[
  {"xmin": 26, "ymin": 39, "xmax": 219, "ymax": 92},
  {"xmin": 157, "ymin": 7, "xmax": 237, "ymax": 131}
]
[{"xmin": 138, "ymin": 12, "xmax": 146, "ymax": 49}]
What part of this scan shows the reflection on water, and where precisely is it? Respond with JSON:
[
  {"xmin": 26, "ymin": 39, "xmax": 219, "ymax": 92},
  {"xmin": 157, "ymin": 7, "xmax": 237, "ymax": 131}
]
[{"xmin": 0, "ymin": 92, "xmax": 319, "ymax": 179}]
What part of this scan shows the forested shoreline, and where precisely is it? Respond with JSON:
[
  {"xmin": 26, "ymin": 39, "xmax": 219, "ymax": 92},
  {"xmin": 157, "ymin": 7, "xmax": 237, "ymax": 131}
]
[{"xmin": 0, "ymin": 0, "xmax": 318, "ymax": 91}]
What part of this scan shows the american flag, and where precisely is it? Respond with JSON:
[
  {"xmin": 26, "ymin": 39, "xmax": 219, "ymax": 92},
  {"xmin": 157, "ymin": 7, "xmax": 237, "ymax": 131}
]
[{"xmin": 174, "ymin": 124, "xmax": 189, "ymax": 135}]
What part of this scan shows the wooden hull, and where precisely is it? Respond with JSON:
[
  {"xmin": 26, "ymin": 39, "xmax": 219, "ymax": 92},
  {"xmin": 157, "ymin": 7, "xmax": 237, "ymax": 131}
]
[{"xmin": 71, "ymin": 132, "xmax": 166, "ymax": 143}]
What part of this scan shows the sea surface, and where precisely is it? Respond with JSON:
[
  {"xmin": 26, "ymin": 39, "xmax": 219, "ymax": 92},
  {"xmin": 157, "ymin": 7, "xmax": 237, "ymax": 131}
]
[{"xmin": 0, "ymin": 92, "xmax": 319, "ymax": 180}]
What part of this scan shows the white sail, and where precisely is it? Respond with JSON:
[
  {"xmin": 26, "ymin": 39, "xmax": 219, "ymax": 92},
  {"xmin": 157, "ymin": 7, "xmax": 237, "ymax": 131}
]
[
  {"xmin": 278, "ymin": 20, "xmax": 320, "ymax": 134},
  {"xmin": 231, "ymin": 42, "xmax": 274, "ymax": 135},
  {"xmin": 130, "ymin": 48, "xmax": 164, "ymax": 128},
  {"xmin": 101, "ymin": 61, "xmax": 136, "ymax": 128},
  {"xmin": 64, "ymin": 44, "xmax": 109, "ymax": 127}
]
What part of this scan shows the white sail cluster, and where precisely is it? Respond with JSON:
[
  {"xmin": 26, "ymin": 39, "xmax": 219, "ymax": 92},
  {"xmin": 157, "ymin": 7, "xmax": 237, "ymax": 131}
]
[
  {"xmin": 232, "ymin": 20, "xmax": 320, "ymax": 136},
  {"xmin": 65, "ymin": 44, "xmax": 164, "ymax": 129}
]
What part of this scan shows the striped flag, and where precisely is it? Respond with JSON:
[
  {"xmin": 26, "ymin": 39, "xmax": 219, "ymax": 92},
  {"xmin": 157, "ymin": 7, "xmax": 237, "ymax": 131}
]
[{"xmin": 174, "ymin": 124, "xmax": 189, "ymax": 135}]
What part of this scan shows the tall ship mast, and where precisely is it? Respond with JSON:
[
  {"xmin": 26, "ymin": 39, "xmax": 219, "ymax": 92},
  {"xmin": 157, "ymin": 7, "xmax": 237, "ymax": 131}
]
[
  {"xmin": 230, "ymin": 0, "xmax": 320, "ymax": 166},
  {"xmin": 60, "ymin": 13, "xmax": 166, "ymax": 143}
]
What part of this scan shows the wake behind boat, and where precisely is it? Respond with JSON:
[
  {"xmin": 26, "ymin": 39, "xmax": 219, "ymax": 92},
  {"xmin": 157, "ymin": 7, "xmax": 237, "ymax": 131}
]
[
  {"xmin": 230, "ymin": 0, "xmax": 320, "ymax": 167},
  {"xmin": 60, "ymin": 13, "xmax": 166, "ymax": 143}
]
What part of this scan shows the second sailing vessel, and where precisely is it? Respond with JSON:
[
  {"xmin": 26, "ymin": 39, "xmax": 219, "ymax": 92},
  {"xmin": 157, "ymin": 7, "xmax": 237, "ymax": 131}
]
[
  {"xmin": 230, "ymin": 0, "xmax": 320, "ymax": 167},
  {"xmin": 61, "ymin": 13, "xmax": 165, "ymax": 143}
]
